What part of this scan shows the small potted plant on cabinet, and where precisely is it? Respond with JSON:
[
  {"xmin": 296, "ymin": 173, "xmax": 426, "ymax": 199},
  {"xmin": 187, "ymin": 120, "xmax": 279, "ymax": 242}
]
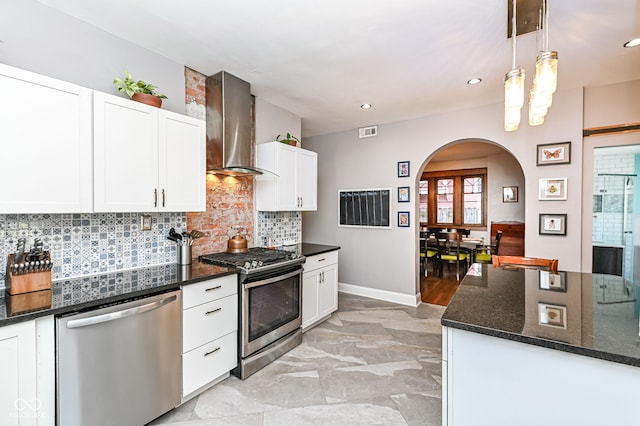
[
  {"xmin": 113, "ymin": 70, "xmax": 167, "ymax": 108},
  {"xmin": 276, "ymin": 133, "xmax": 300, "ymax": 147}
]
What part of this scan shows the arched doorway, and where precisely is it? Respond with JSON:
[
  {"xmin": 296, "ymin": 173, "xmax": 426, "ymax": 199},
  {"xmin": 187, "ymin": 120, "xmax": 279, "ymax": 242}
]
[{"xmin": 416, "ymin": 139, "xmax": 525, "ymax": 305}]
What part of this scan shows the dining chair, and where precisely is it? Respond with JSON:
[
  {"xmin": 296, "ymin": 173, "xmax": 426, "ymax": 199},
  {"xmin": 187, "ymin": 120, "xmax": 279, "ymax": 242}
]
[
  {"xmin": 420, "ymin": 232, "xmax": 439, "ymax": 276},
  {"xmin": 436, "ymin": 231, "xmax": 470, "ymax": 280},
  {"xmin": 492, "ymin": 255, "xmax": 558, "ymax": 273},
  {"xmin": 475, "ymin": 230, "xmax": 502, "ymax": 263}
]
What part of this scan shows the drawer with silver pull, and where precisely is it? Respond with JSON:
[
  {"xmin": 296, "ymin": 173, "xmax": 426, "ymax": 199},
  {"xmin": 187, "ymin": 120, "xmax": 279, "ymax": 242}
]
[
  {"xmin": 182, "ymin": 274, "xmax": 237, "ymax": 309},
  {"xmin": 303, "ymin": 251, "xmax": 338, "ymax": 272},
  {"xmin": 182, "ymin": 331, "xmax": 237, "ymax": 397},
  {"xmin": 182, "ymin": 294, "xmax": 237, "ymax": 352}
]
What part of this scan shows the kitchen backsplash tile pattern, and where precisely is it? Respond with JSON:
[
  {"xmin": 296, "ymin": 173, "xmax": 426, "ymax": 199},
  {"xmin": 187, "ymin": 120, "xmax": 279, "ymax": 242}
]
[
  {"xmin": 256, "ymin": 212, "xmax": 302, "ymax": 247},
  {"xmin": 0, "ymin": 212, "xmax": 186, "ymax": 288}
]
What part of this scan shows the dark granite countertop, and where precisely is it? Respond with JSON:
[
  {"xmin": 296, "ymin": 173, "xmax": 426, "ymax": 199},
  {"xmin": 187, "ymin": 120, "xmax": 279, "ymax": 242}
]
[
  {"xmin": 299, "ymin": 243, "xmax": 341, "ymax": 257},
  {"xmin": 0, "ymin": 261, "xmax": 236, "ymax": 327},
  {"xmin": 0, "ymin": 243, "xmax": 340, "ymax": 328},
  {"xmin": 442, "ymin": 264, "xmax": 640, "ymax": 367}
]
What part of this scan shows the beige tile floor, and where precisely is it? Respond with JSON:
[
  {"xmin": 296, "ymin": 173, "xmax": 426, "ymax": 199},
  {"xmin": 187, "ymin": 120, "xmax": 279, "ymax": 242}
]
[{"xmin": 150, "ymin": 293, "xmax": 445, "ymax": 426}]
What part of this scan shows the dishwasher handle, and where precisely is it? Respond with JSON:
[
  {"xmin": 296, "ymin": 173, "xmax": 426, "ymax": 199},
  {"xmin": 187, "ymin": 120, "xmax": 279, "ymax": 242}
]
[{"xmin": 66, "ymin": 294, "xmax": 178, "ymax": 329}]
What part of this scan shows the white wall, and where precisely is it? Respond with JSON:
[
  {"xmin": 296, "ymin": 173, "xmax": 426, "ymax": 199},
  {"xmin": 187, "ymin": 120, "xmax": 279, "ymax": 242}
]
[
  {"xmin": 304, "ymin": 88, "xmax": 584, "ymax": 299},
  {"xmin": 255, "ymin": 98, "xmax": 302, "ymax": 145},
  {"xmin": 0, "ymin": 0, "xmax": 186, "ymax": 113}
]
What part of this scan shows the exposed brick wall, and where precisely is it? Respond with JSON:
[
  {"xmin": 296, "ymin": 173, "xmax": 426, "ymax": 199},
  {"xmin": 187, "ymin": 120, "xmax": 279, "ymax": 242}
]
[{"xmin": 184, "ymin": 67, "xmax": 254, "ymax": 257}]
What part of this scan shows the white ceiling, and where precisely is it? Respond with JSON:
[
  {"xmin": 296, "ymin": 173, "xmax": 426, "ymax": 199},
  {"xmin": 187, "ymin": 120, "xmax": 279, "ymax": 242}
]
[{"xmin": 37, "ymin": 0, "xmax": 640, "ymax": 138}]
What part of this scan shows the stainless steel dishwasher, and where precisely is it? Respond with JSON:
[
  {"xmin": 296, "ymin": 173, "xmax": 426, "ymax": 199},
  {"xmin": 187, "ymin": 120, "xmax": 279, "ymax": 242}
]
[{"xmin": 56, "ymin": 290, "xmax": 182, "ymax": 426}]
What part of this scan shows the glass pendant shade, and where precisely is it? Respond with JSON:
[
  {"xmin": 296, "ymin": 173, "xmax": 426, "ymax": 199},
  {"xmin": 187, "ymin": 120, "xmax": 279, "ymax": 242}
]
[
  {"xmin": 529, "ymin": 87, "xmax": 547, "ymax": 126},
  {"xmin": 534, "ymin": 51, "xmax": 558, "ymax": 94},
  {"xmin": 505, "ymin": 106, "xmax": 522, "ymax": 131},
  {"xmin": 504, "ymin": 68, "xmax": 525, "ymax": 109},
  {"xmin": 504, "ymin": 68, "xmax": 525, "ymax": 131}
]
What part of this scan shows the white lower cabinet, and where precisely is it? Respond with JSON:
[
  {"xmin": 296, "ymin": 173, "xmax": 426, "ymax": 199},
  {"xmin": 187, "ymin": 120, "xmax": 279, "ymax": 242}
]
[
  {"xmin": 302, "ymin": 251, "xmax": 339, "ymax": 330},
  {"xmin": 0, "ymin": 317, "xmax": 54, "ymax": 426},
  {"xmin": 181, "ymin": 275, "xmax": 238, "ymax": 399}
]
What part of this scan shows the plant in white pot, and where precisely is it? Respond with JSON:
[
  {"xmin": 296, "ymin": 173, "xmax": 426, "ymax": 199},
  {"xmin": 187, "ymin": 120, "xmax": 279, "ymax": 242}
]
[{"xmin": 113, "ymin": 70, "xmax": 167, "ymax": 108}]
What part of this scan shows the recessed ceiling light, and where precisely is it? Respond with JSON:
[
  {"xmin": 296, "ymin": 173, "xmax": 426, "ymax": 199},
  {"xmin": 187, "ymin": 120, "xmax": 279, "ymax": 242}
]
[
  {"xmin": 467, "ymin": 78, "xmax": 482, "ymax": 85},
  {"xmin": 624, "ymin": 38, "xmax": 640, "ymax": 48},
  {"xmin": 361, "ymin": 103, "xmax": 372, "ymax": 109}
]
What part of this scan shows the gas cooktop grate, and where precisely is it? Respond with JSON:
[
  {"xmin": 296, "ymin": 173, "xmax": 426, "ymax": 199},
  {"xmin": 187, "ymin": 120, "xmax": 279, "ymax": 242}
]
[{"xmin": 199, "ymin": 247, "xmax": 297, "ymax": 268}]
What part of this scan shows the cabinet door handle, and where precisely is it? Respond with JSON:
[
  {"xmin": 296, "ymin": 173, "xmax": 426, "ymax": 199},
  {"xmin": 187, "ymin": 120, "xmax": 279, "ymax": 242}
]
[
  {"xmin": 154, "ymin": 189, "xmax": 158, "ymax": 207},
  {"xmin": 205, "ymin": 307, "xmax": 222, "ymax": 315},
  {"xmin": 204, "ymin": 347, "xmax": 221, "ymax": 357},
  {"xmin": 318, "ymin": 258, "xmax": 325, "ymax": 262},
  {"xmin": 162, "ymin": 189, "xmax": 165, "ymax": 207},
  {"xmin": 205, "ymin": 285, "xmax": 222, "ymax": 292}
]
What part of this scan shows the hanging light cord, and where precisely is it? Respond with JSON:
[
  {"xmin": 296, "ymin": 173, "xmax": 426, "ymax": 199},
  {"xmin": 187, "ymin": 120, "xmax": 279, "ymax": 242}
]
[{"xmin": 511, "ymin": 0, "xmax": 517, "ymax": 70}]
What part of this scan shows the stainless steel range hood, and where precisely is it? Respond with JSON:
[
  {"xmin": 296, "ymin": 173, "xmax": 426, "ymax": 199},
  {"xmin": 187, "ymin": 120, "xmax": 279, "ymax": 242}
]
[{"xmin": 205, "ymin": 71, "xmax": 262, "ymax": 175}]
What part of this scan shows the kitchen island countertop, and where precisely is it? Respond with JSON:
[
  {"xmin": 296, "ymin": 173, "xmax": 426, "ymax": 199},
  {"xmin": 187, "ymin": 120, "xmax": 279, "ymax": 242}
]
[{"xmin": 442, "ymin": 263, "xmax": 640, "ymax": 367}]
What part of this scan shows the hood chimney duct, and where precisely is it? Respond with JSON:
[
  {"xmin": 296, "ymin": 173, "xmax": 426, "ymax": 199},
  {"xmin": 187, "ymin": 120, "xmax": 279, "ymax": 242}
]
[{"xmin": 205, "ymin": 71, "xmax": 262, "ymax": 175}]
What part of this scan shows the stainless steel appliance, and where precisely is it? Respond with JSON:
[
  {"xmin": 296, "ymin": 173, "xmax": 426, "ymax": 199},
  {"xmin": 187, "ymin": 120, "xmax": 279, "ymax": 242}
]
[
  {"xmin": 56, "ymin": 290, "xmax": 182, "ymax": 426},
  {"xmin": 200, "ymin": 247, "xmax": 305, "ymax": 379}
]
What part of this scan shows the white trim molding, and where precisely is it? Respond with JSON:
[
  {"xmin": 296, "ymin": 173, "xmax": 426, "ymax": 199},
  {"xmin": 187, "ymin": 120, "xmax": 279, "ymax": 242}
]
[{"xmin": 338, "ymin": 282, "xmax": 421, "ymax": 307}]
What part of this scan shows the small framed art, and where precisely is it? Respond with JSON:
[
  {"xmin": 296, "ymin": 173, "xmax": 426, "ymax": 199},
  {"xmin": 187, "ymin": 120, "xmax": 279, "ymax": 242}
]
[
  {"xmin": 537, "ymin": 141, "xmax": 571, "ymax": 166},
  {"xmin": 538, "ymin": 303, "xmax": 567, "ymax": 329},
  {"xmin": 502, "ymin": 186, "xmax": 518, "ymax": 203},
  {"xmin": 539, "ymin": 178, "xmax": 567, "ymax": 200},
  {"xmin": 539, "ymin": 270, "xmax": 567, "ymax": 292},
  {"xmin": 398, "ymin": 211, "xmax": 410, "ymax": 227},
  {"xmin": 539, "ymin": 213, "xmax": 567, "ymax": 236},
  {"xmin": 398, "ymin": 186, "xmax": 410, "ymax": 202},
  {"xmin": 398, "ymin": 161, "xmax": 410, "ymax": 177}
]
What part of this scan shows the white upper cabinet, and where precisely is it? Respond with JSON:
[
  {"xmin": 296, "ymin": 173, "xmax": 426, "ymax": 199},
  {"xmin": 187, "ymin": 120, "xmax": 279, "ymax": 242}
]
[
  {"xmin": 0, "ymin": 63, "xmax": 92, "ymax": 213},
  {"xmin": 93, "ymin": 92, "xmax": 205, "ymax": 212},
  {"xmin": 255, "ymin": 142, "xmax": 317, "ymax": 211}
]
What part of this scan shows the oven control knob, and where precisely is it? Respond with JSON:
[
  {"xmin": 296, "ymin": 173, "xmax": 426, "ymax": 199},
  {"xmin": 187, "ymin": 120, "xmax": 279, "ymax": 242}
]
[
  {"xmin": 257, "ymin": 260, "xmax": 264, "ymax": 267},
  {"xmin": 251, "ymin": 260, "xmax": 258, "ymax": 268},
  {"xmin": 243, "ymin": 261, "xmax": 252, "ymax": 270}
]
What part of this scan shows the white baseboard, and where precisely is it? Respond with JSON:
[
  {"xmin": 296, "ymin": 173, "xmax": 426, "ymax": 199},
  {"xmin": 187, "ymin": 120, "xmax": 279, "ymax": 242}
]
[{"xmin": 338, "ymin": 282, "xmax": 421, "ymax": 307}]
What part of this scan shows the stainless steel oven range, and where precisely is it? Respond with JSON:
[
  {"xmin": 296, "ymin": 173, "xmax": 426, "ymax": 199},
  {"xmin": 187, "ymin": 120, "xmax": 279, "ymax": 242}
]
[{"xmin": 200, "ymin": 247, "xmax": 305, "ymax": 379}]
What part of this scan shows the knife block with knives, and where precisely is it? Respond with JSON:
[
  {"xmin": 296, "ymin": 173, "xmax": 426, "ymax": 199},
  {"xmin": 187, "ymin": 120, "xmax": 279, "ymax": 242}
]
[{"xmin": 5, "ymin": 237, "xmax": 53, "ymax": 295}]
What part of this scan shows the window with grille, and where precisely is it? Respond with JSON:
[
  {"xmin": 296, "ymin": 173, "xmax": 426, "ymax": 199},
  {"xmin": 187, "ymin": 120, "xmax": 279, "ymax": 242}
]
[{"xmin": 419, "ymin": 168, "xmax": 487, "ymax": 229}]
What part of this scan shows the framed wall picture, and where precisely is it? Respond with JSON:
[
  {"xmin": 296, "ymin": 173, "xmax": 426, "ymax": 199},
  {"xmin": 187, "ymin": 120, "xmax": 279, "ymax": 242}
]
[
  {"xmin": 538, "ymin": 178, "xmax": 567, "ymax": 200},
  {"xmin": 538, "ymin": 303, "xmax": 567, "ymax": 329},
  {"xmin": 338, "ymin": 189, "xmax": 391, "ymax": 228},
  {"xmin": 397, "ymin": 161, "xmax": 410, "ymax": 177},
  {"xmin": 398, "ymin": 186, "xmax": 410, "ymax": 202},
  {"xmin": 537, "ymin": 141, "xmax": 571, "ymax": 166},
  {"xmin": 502, "ymin": 186, "xmax": 518, "ymax": 203},
  {"xmin": 539, "ymin": 213, "xmax": 567, "ymax": 236},
  {"xmin": 539, "ymin": 270, "xmax": 567, "ymax": 292},
  {"xmin": 398, "ymin": 211, "xmax": 410, "ymax": 227}
]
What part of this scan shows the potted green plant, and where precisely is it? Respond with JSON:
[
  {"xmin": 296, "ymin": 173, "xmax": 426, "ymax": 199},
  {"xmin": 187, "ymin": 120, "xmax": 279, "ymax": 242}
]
[
  {"xmin": 113, "ymin": 70, "xmax": 167, "ymax": 108},
  {"xmin": 276, "ymin": 133, "xmax": 300, "ymax": 147}
]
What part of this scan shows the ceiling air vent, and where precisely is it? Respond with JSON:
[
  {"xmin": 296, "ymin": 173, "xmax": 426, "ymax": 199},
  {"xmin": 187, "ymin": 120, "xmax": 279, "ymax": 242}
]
[{"xmin": 358, "ymin": 126, "xmax": 378, "ymax": 138}]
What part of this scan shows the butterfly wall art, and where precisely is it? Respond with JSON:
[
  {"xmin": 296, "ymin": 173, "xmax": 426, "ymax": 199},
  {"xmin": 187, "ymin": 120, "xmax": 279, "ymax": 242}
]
[{"xmin": 537, "ymin": 142, "xmax": 571, "ymax": 166}]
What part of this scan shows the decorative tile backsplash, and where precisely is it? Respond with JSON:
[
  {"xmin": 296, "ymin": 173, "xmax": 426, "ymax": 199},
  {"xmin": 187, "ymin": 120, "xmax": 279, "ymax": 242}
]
[
  {"xmin": 0, "ymin": 212, "xmax": 186, "ymax": 289},
  {"xmin": 256, "ymin": 211, "xmax": 302, "ymax": 247}
]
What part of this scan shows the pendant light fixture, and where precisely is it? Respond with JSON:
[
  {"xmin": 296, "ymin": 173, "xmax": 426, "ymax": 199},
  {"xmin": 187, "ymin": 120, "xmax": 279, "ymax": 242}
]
[
  {"xmin": 504, "ymin": 0, "xmax": 525, "ymax": 131},
  {"xmin": 529, "ymin": 0, "xmax": 558, "ymax": 126}
]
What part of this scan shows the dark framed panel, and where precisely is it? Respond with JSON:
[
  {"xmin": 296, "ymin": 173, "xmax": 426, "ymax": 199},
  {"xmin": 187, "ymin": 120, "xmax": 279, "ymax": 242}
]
[{"xmin": 338, "ymin": 189, "xmax": 391, "ymax": 228}]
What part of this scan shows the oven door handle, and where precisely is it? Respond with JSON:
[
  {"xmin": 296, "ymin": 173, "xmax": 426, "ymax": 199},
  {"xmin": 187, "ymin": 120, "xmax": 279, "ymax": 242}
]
[{"xmin": 243, "ymin": 268, "xmax": 301, "ymax": 289}]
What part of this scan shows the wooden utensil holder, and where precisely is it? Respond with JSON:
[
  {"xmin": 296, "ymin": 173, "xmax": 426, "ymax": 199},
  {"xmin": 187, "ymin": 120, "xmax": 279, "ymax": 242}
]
[{"xmin": 5, "ymin": 253, "xmax": 52, "ymax": 295}]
